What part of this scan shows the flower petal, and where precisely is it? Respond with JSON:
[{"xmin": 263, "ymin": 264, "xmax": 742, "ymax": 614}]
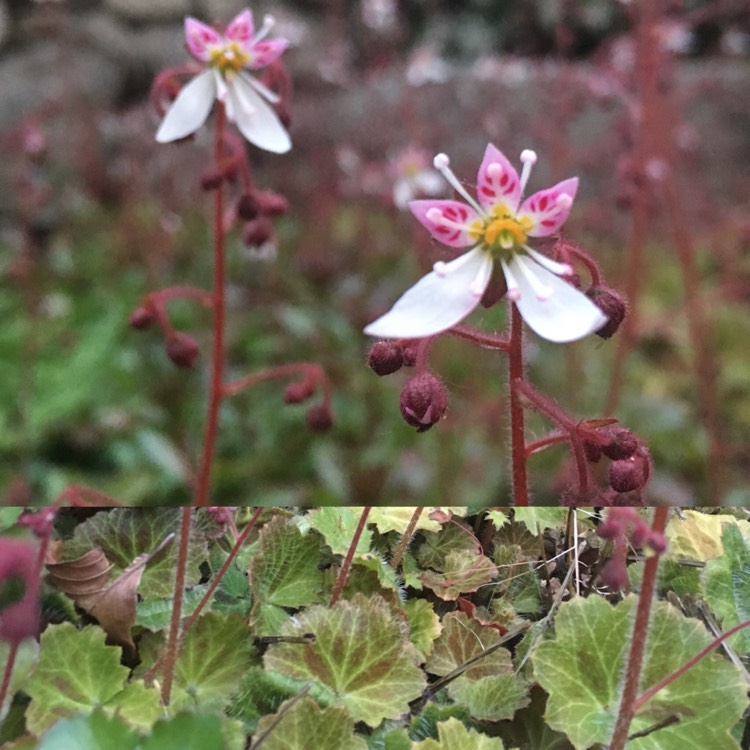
[
  {"xmin": 226, "ymin": 74, "xmax": 291, "ymax": 153},
  {"xmin": 364, "ymin": 248, "xmax": 492, "ymax": 339},
  {"xmin": 517, "ymin": 177, "xmax": 578, "ymax": 237},
  {"xmin": 225, "ymin": 9, "xmax": 255, "ymax": 51},
  {"xmin": 155, "ymin": 70, "xmax": 216, "ymax": 143},
  {"xmin": 409, "ymin": 199, "xmax": 481, "ymax": 248},
  {"xmin": 509, "ymin": 255, "xmax": 607, "ymax": 342},
  {"xmin": 476, "ymin": 143, "xmax": 522, "ymax": 214},
  {"xmin": 184, "ymin": 17, "xmax": 222, "ymax": 61},
  {"xmin": 249, "ymin": 39, "xmax": 290, "ymax": 69}
]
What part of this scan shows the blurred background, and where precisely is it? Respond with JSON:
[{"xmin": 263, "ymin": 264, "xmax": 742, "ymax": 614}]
[{"xmin": 1, "ymin": 0, "xmax": 749, "ymax": 506}]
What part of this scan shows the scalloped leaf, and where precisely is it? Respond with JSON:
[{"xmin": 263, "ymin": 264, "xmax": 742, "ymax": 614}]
[
  {"xmin": 513, "ymin": 508, "xmax": 566, "ymax": 535},
  {"xmin": 248, "ymin": 516, "xmax": 325, "ymax": 635},
  {"xmin": 411, "ymin": 717, "xmax": 507, "ymax": 749},
  {"xmin": 254, "ymin": 696, "xmax": 368, "ymax": 750},
  {"xmin": 263, "ymin": 594, "xmax": 425, "ymax": 727},
  {"xmin": 141, "ymin": 712, "xmax": 244, "ymax": 750},
  {"xmin": 135, "ymin": 584, "xmax": 209, "ymax": 631},
  {"xmin": 405, "ymin": 598, "xmax": 442, "ymax": 662},
  {"xmin": 702, "ymin": 523, "xmax": 750, "ymax": 654},
  {"xmin": 303, "ymin": 508, "xmax": 373, "ymax": 556},
  {"xmin": 63, "ymin": 509, "xmax": 208, "ymax": 598},
  {"xmin": 533, "ymin": 595, "xmax": 749, "ymax": 750},
  {"xmin": 170, "ymin": 612, "xmax": 255, "ymax": 713},
  {"xmin": 36, "ymin": 712, "xmax": 140, "ymax": 750},
  {"xmin": 416, "ymin": 522, "xmax": 479, "ymax": 570},
  {"xmin": 368, "ymin": 508, "xmax": 467, "ymax": 535},
  {"xmin": 666, "ymin": 510, "xmax": 750, "ymax": 561},
  {"xmin": 24, "ymin": 623, "xmax": 161, "ymax": 735},
  {"xmin": 420, "ymin": 550, "xmax": 498, "ymax": 601}
]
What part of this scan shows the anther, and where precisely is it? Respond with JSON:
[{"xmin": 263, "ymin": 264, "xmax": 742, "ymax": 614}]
[
  {"xmin": 433, "ymin": 153, "xmax": 450, "ymax": 170},
  {"xmin": 433, "ymin": 261, "xmax": 447, "ymax": 277},
  {"xmin": 556, "ymin": 194, "xmax": 573, "ymax": 210},
  {"xmin": 520, "ymin": 149, "xmax": 537, "ymax": 164},
  {"xmin": 487, "ymin": 163, "xmax": 503, "ymax": 180}
]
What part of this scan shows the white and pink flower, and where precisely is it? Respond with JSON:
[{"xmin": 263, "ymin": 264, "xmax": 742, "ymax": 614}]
[
  {"xmin": 156, "ymin": 9, "xmax": 291, "ymax": 153},
  {"xmin": 364, "ymin": 144, "xmax": 607, "ymax": 343}
]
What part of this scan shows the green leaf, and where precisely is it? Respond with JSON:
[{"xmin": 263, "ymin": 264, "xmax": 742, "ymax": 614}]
[
  {"xmin": 304, "ymin": 507, "xmax": 373, "ymax": 556},
  {"xmin": 0, "ymin": 638, "xmax": 39, "ymax": 719},
  {"xmin": 533, "ymin": 595, "xmax": 749, "ymax": 750},
  {"xmin": 368, "ymin": 508, "xmax": 467, "ymax": 535},
  {"xmin": 450, "ymin": 673, "xmax": 529, "ymax": 722},
  {"xmin": 140, "ymin": 712, "xmax": 243, "ymax": 750},
  {"xmin": 264, "ymin": 594, "xmax": 425, "ymax": 727},
  {"xmin": 485, "ymin": 510, "xmax": 510, "ymax": 531},
  {"xmin": 666, "ymin": 510, "xmax": 750, "ymax": 561},
  {"xmin": 36, "ymin": 712, "xmax": 140, "ymax": 750},
  {"xmin": 411, "ymin": 718, "xmax": 507, "ymax": 749},
  {"xmin": 703, "ymin": 524, "xmax": 750, "ymax": 654},
  {"xmin": 135, "ymin": 585, "xmax": 209, "ymax": 631},
  {"xmin": 24, "ymin": 623, "xmax": 160, "ymax": 735},
  {"xmin": 253, "ymin": 696, "xmax": 368, "ymax": 750},
  {"xmin": 404, "ymin": 598, "xmax": 442, "ymax": 662},
  {"xmin": 171, "ymin": 612, "xmax": 255, "ymax": 713},
  {"xmin": 500, "ymin": 685, "xmax": 572, "ymax": 750},
  {"xmin": 416, "ymin": 523, "xmax": 478, "ymax": 570},
  {"xmin": 513, "ymin": 508, "xmax": 565, "ymax": 536},
  {"xmin": 249, "ymin": 516, "xmax": 325, "ymax": 635},
  {"xmin": 63, "ymin": 509, "xmax": 208, "ymax": 598},
  {"xmin": 420, "ymin": 550, "xmax": 498, "ymax": 601}
]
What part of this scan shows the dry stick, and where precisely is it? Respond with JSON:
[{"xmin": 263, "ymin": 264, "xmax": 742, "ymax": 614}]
[
  {"xmin": 160, "ymin": 507, "xmax": 192, "ymax": 705},
  {"xmin": 508, "ymin": 304, "xmax": 529, "ymax": 506},
  {"xmin": 608, "ymin": 506, "xmax": 670, "ymax": 750},
  {"xmin": 194, "ymin": 102, "xmax": 227, "ymax": 507},
  {"xmin": 390, "ymin": 507, "xmax": 423, "ymax": 571},
  {"xmin": 329, "ymin": 507, "xmax": 371, "ymax": 606},
  {"xmin": 250, "ymin": 683, "xmax": 312, "ymax": 749}
]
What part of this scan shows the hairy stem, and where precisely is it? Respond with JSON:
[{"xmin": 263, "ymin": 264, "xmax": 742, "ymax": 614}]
[
  {"xmin": 194, "ymin": 103, "xmax": 227, "ymax": 507},
  {"xmin": 330, "ymin": 507, "xmax": 371, "ymax": 606},
  {"xmin": 0, "ymin": 641, "xmax": 18, "ymax": 714},
  {"xmin": 609, "ymin": 506, "xmax": 669, "ymax": 750},
  {"xmin": 509, "ymin": 303, "xmax": 529, "ymax": 506},
  {"xmin": 390, "ymin": 507, "xmax": 423, "ymax": 570}
]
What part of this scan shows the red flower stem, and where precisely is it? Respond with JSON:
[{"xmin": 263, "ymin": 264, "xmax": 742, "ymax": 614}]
[
  {"xmin": 525, "ymin": 432, "xmax": 568, "ymax": 457},
  {"xmin": 508, "ymin": 303, "xmax": 529, "ymax": 506},
  {"xmin": 609, "ymin": 505, "xmax": 669, "ymax": 750},
  {"xmin": 390, "ymin": 507, "xmax": 423, "ymax": 570},
  {"xmin": 0, "ymin": 641, "xmax": 18, "ymax": 714},
  {"xmin": 633, "ymin": 619, "xmax": 750, "ymax": 712},
  {"xmin": 223, "ymin": 362, "xmax": 331, "ymax": 405},
  {"xmin": 182, "ymin": 507, "xmax": 263, "ymax": 635},
  {"xmin": 566, "ymin": 244, "xmax": 603, "ymax": 287},
  {"xmin": 150, "ymin": 286, "xmax": 212, "ymax": 306},
  {"xmin": 194, "ymin": 103, "xmax": 227, "ymax": 507},
  {"xmin": 329, "ymin": 507, "xmax": 371, "ymax": 606},
  {"xmin": 447, "ymin": 325, "xmax": 509, "ymax": 351},
  {"xmin": 160, "ymin": 507, "xmax": 192, "ymax": 705}
]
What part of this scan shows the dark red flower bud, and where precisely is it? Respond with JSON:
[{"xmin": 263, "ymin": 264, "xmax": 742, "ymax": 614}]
[
  {"xmin": 586, "ymin": 286, "xmax": 627, "ymax": 339},
  {"xmin": 306, "ymin": 402, "xmax": 334, "ymax": 431},
  {"xmin": 600, "ymin": 555, "xmax": 629, "ymax": 590},
  {"xmin": 0, "ymin": 539, "xmax": 39, "ymax": 646},
  {"xmin": 200, "ymin": 169, "xmax": 224, "ymax": 191},
  {"xmin": 400, "ymin": 342, "xmax": 419, "ymax": 367},
  {"xmin": 242, "ymin": 216, "xmax": 274, "ymax": 246},
  {"xmin": 601, "ymin": 428, "xmax": 639, "ymax": 460},
  {"xmin": 129, "ymin": 306, "xmax": 155, "ymax": 330},
  {"xmin": 166, "ymin": 332, "xmax": 199, "ymax": 368},
  {"xmin": 583, "ymin": 440, "xmax": 603, "ymax": 463},
  {"xmin": 609, "ymin": 456, "xmax": 649, "ymax": 493},
  {"xmin": 254, "ymin": 190, "xmax": 289, "ymax": 216},
  {"xmin": 367, "ymin": 341, "xmax": 403, "ymax": 376},
  {"xmin": 236, "ymin": 192, "xmax": 260, "ymax": 220},
  {"xmin": 480, "ymin": 269, "xmax": 506, "ymax": 309},
  {"xmin": 18, "ymin": 509, "xmax": 57, "ymax": 538},
  {"xmin": 399, "ymin": 372, "xmax": 448, "ymax": 432},
  {"xmin": 646, "ymin": 531, "xmax": 667, "ymax": 554},
  {"xmin": 284, "ymin": 380, "xmax": 316, "ymax": 404}
]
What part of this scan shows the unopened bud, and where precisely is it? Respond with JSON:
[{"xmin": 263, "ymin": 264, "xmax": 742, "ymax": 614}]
[
  {"xmin": 601, "ymin": 428, "xmax": 639, "ymax": 460},
  {"xmin": 586, "ymin": 286, "xmax": 627, "ymax": 339},
  {"xmin": 284, "ymin": 380, "xmax": 315, "ymax": 404},
  {"xmin": 367, "ymin": 342, "xmax": 403, "ymax": 376},
  {"xmin": 306, "ymin": 402, "xmax": 334, "ymax": 431},
  {"xmin": 166, "ymin": 332, "xmax": 199, "ymax": 368},
  {"xmin": 255, "ymin": 190, "xmax": 289, "ymax": 216},
  {"xmin": 583, "ymin": 440, "xmax": 603, "ymax": 463},
  {"xmin": 200, "ymin": 169, "xmax": 224, "ymax": 191},
  {"xmin": 399, "ymin": 372, "xmax": 448, "ymax": 432},
  {"xmin": 400, "ymin": 342, "xmax": 419, "ymax": 367},
  {"xmin": 236, "ymin": 192, "xmax": 260, "ymax": 220},
  {"xmin": 609, "ymin": 456, "xmax": 649, "ymax": 493},
  {"xmin": 242, "ymin": 216, "xmax": 274, "ymax": 246},
  {"xmin": 600, "ymin": 555, "xmax": 628, "ymax": 590},
  {"xmin": 129, "ymin": 306, "xmax": 155, "ymax": 331},
  {"xmin": 480, "ymin": 270, "xmax": 506, "ymax": 309}
]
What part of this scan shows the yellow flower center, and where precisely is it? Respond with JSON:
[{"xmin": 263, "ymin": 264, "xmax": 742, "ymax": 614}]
[
  {"xmin": 209, "ymin": 42, "xmax": 250, "ymax": 75},
  {"xmin": 482, "ymin": 216, "xmax": 529, "ymax": 252}
]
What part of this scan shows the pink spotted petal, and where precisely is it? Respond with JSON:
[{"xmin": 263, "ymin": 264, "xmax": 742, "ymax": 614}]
[
  {"xmin": 249, "ymin": 39, "xmax": 290, "ymax": 68},
  {"xmin": 184, "ymin": 17, "xmax": 221, "ymax": 62},
  {"xmin": 409, "ymin": 199, "xmax": 481, "ymax": 249},
  {"xmin": 225, "ymin": 9, "xmax": 255, "ymax": 51},
  {"xmin": 517, "ymin": 177, "xmax": 579, "ymax": 237},
  {"xmin": 476, "ymin": 143, "xmax": 522, "ymax": 214}
]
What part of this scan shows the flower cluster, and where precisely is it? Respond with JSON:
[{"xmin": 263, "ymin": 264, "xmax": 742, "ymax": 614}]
[
  {"xmin": 365, "ymin": 144, "xmax": 608, "ymax": 342},
  {"xmin": 156, "ymin": 9, "xmax": 291, "ymax": 153}
]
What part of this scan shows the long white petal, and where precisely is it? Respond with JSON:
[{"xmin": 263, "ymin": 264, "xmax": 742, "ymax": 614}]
[
  {"xmin": 364, "ymin": 248, "xmax": 492, "ymax": 339},
  {"xmin": 509, "ymin": 255, "xmax": 607, "ymax": 342},
  {"xmin": 155, "ymin": 70, "xmax": 216, "ymax": 143},
  {"xmin": 226, "ymin": 75, "xmax": 291, "ymax": 153},
  {"xmin": 243, "ymin": 72, "xmax": 280, "ymax": 104}
]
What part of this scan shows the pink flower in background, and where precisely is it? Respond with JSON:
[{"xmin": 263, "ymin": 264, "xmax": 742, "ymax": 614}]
[
  {"xmin": 156, "ymin": 9, "xmax": 291, "ymax": 153},
  {"xmin": 0, "ymin": 539, "xmax": 39, "ymax": 646},
  {"xmin": 365, "ymin": 144, "xmax": 607, "ymax": 342},
  {"xmin": 389, "ymin": 147, "xmax": 445, "ymax": 209}
]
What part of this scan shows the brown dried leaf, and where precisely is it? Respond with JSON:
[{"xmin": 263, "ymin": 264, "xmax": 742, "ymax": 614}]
[{"xmin": 46, "ymin": 548, "xmax": 114, "ymax": 611}]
